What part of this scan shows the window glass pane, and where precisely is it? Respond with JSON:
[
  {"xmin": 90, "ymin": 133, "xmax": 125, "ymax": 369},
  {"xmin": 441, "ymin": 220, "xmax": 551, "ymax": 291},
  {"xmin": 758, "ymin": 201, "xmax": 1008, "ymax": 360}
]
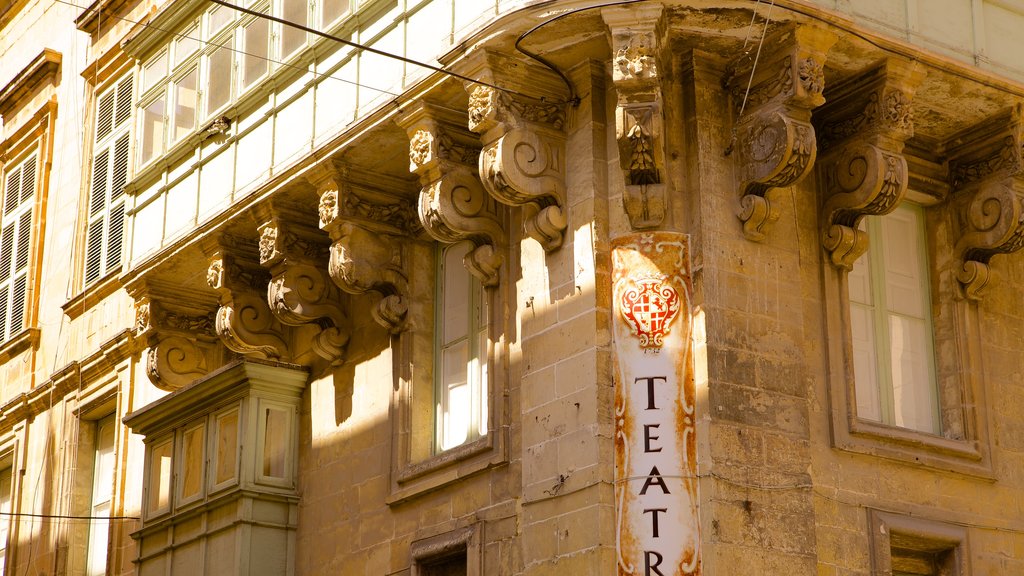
[
  {"xmin": 242, "ymin": 17, "xmax": 270, "ymax": 89},
  {"xmin": 142, "ymin": 52, "xmax": 168, "ymax": 92},
  {"xmin": 281, "ymin": 0, "xmax": 308, "ymax": 58},
  {"xmin": 262, "ymin": 407, "xmax": 288, "ymax": 479},
  {"xmin": 140, "ymin": 97, "xmax": 166, "ymax": 164},
  {"xmin": 173, "ymin": 69, "xmax": 198, "ymax": 142},
  {"xmin": 214, "ymin": 409, "xmax": 239, "ymax": 485},
  {"xmin": 889, "ymin": 315, "xmax": 938, "ymax": 433},
  {"xmin": 148, "ymin": 440, "xmax": 172, "ymax": 515},
  {"xmin": 174, "ymin": 24, "xmax": 199, "ymax": 66},
  {"xmin": 207, "ymin": 5, "xmax": 233, "ymax": 37},
  {"xmin": 180, "ymin": 424, "xmax": 205, "ymax": 501},
  {"xmin": 321, "ymin": 0, "xmax": 350, "ymax": 27},
  {"xmin": 851, "ymin": 303, "xmax": 881, "ymax": 422},
  {"xmin": 442, "ymin": 243, "xmax": 471, "ymax": 343},
  {"xmin": 206, "ymin": 46, "xmax": 233, "ymax": 117}
]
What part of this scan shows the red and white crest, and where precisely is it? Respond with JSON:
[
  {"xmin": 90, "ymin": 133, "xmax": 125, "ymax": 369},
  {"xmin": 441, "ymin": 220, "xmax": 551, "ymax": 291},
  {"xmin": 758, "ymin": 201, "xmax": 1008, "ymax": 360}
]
[{"xmin": 619, "ymin": 275, "xmax": 680, "ymax": 349}]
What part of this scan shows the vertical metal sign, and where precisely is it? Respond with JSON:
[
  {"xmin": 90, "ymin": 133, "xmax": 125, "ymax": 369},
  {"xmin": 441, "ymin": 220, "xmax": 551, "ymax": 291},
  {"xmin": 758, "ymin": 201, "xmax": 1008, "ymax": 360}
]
[{"xmin": 612, "ymin": 232, "xmax": 700, "ymax": 576}]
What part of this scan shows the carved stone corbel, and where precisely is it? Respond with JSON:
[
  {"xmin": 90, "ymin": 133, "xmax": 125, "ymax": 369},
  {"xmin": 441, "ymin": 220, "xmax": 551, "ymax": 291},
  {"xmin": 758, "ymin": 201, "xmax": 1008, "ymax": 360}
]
[
  {"xmin": 398, "ymin": 101, "xmax": 505, "ymax": 287},
  {"xmin": 949, "ymin": 107, "xmax": 1024, "ymax": 299},
  {"xmin": 310, "ymin": 163, "xmax": 418, "ymax": 333},
  {"xmin": 603, "ymin": 4, "xmax": 667, "ymax": 229},
  {"xmin": 725, "ymin": 25, "xmax": 837, "ymax": 241},
  {"xmin": 816, "ymin": 58, "xmax": 926, "ymax": 268},
  {"xmin": 256, "ymin": 203, "xmax": 350, "ymax": 364},
  {"xmin": 204, "ymin": 235, "xmax": 290, "ymax": 360},
  {"xmin": 132, "ymin": 284, "xmax": 222, "ymax": 391}
]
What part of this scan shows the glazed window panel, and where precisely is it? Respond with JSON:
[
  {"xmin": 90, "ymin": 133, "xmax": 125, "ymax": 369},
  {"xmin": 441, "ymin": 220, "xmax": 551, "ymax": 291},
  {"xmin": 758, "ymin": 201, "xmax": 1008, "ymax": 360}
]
[
  {"xmin": 241, "ymin": 17, "xmax": 270, "ymax": 90},
  {"xmin": 206, "ymin": 45, "xmax": 233, "ymax": 118},
  {"xmin": 142, "ymin": 50, "xmax": 168, "ymax": 92},
  {"xmin": 86, "ymin": 416, "xmax": 116, "ymax": 576},
  {"xmin": 280, "ymin": 0, "xmax": 308, "ymax": 59},
  {"xmin": 213, "ymin": 407, "xmax": 240, "ymax": 488},
  {"xmin": 260, "ymin": 404, "xmax": 290, "ymax": 481},
  {"xmin": 172, "ymin": 68, "xmax": 198, "ymax": 143},
  {"xmin": 321, "ymin": 0, "xmax": 350, "ymax": 28},
  {"xmin": 173, "ymin": 24, "xmax": 199, "ymax": 67},
  {"xmin": 849, "ymin": 203, "xmax": 939, "ymax": 434},
  {"xmin": 179, "ymin": 422, "xmax": 206, "ymax": 504},
  {"xmin": 139, "ymin": 97, "xmax": 166, "ymax": 165},
  {"xmin": 435, "ymin": 241, "xmax": 488, "ymax": 452},
  {"xmin": 147, "ymin": 439, "xmax": 173, "ymax": 517}
]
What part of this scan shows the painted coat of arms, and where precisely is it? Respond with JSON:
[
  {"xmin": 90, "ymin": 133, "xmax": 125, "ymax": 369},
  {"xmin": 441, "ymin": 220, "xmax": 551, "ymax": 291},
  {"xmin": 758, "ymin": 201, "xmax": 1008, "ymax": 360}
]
[{"xmin": 619, "ymin": 275, "xmax": 680, "ymax": 349}]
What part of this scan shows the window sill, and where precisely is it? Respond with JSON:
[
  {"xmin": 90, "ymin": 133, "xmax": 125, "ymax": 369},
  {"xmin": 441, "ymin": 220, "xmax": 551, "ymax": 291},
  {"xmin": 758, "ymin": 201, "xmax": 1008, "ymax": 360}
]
[
  {"xmin": 0, "ymin": 327, "xmax": 39, "ymax": 365},
  {"xmin": 388, "ymin": 432, "xmax": 505, "ymax": 505},
  {"xmin": 833, "ymin": 416, "xmax": 993, "ymax": 479},
  {"xmin": 62, "ymin": 269, "xmax": 122, "ymax": 320}
]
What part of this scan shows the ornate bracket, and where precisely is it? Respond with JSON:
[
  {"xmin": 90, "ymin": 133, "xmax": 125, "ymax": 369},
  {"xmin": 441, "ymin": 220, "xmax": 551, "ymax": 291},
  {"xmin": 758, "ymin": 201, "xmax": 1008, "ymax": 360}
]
[
  {"xmin": 132, "ymin": 284, "xmax": 222, "ymax": 391},
  {"xmin": 311, "ymin": 164, "xmax": 417, "ymax": 333},
  {"xmin": 398, "ymin": 102, "xmax": 505, "ymax": 287},
  {"xmin": 950, "ymin": 107, "xmax": 1024, "ymax": 299},
  {"xmin": 725, "ymin": 25, "xmax": 836, "ymax": 241},
  {"xmin": 467, "ymin": 83, "xmax": 568, "ymax": 251},
  {"xmin": 256, "ymin": 203, "xmax": 350, "ymax": 364},
  {"xmin": 204, "ymin": 236, "xmax": 290, "ymax": 360},
  {"xmin": 816, "ymin": 58, "xmax": 926, "ymax": 268},
  {"xmin": 604, "ymin": 4, "xmax": 667, "ymax": 229}
]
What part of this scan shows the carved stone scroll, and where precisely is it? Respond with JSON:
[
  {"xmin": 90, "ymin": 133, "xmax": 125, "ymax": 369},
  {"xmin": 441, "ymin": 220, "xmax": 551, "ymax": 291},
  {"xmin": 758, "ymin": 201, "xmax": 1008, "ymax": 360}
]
[
  {"xmin": 467, "ymin": 83, "xmax": 568, "ymax": 251},
  {"xmin": 725, "ymin": 25, "xmax": 837, "ymax": 241},
  {"xmin": 816, "ymin": 58, "xmax": 926, "ymax": 268},
  {"xmin": 949, "ymin": 106, "xmax": 1024, "ymax": 299},
  {"xmin": 398, "ymin": 102, "xmax": 505, "ymax": 287},
  {"xmin": 310, "ymin": 164, "xmax": 416, "ymax": 333},
  {"xmin": 131, "ymin": 285, "xmax": 222, "ymax": 391},
  {"xmin": 204, "ymin": 236, "xmax": 290, "ymax": 361},
  {"xmin": 604, "ymin": 5, "xmax": 667, "ymax": 229},
  {"xmin": 256, "ymin": 203, "xmax": 350, "ymax": 364}
]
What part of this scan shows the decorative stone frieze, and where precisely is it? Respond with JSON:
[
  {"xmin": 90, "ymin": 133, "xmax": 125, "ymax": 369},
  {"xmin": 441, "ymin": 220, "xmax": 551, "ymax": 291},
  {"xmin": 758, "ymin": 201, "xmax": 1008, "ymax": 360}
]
[
  {"xmin": 816, "ymin": 58, "xmax": 926, "ymax": 268},
  {"xmin": 310, "ymin": 163, "xmax": 417, "ymax": 333},
  {"xmin": 255, "ymin": 202, "xmax": 350, "ymax": 364},
  {"xmin": 949, "ymin": 107, "xmax": 1024, "ymax": 300},
  {"xmin": 603, "ymin": 4, "xmax": 668, "ymax": 229},
  {"xmin": 204, "ymin": 235, "xmax": 290, "ymax": 360},
  {"xmin": 398, "ymin": 101, "xmax": 505, "ymax": 287},
  {"xmin": 724, "ymin": 25, "xmax": 837, "ymax": 241},
  {"xmin": 131, "ymin": 282, "xmax": 223, "ymax": 390}
]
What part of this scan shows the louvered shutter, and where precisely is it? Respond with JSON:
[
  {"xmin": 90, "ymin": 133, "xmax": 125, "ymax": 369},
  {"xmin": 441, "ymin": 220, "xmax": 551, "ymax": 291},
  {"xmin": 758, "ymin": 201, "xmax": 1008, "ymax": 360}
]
[
  {"xmin": 4, "ymin": 171, "xmax": 18, "ymax": 214},
  {"xmin": 85, "ymin": 75, "xmax": 133, "ymax": 286},
  {"xmin": 0, "ymin": 154, "xmax": 35, "ymax": 339}
]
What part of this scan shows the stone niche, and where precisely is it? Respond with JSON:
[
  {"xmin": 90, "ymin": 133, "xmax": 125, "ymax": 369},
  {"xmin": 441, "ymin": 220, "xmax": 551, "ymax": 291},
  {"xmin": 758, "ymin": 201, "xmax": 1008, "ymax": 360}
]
[{"xmin": 124, "ymin": 360, "xmax": 306, "ymax": 576}]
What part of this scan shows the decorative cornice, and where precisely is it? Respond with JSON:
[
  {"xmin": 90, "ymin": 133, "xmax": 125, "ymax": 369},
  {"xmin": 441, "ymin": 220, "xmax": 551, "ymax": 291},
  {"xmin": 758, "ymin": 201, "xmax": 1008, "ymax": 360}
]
[
  {"xmin": 725, "ymin": 24, "xmax": 837, "ymax": 242},
  {"xmin": 0, "ymin": 49, "xmax": 62, "ymax": 120},
  {"xmin": 398, "ymin": 101, "xmax": 505, "ymax": 287}
]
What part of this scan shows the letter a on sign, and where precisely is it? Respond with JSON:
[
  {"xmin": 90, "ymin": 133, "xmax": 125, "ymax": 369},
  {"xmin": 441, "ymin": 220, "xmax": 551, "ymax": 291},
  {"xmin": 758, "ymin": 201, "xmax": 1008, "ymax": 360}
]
[{"xmin": 612, "ymin": 232, "xmax": 701, "ymax": 575}]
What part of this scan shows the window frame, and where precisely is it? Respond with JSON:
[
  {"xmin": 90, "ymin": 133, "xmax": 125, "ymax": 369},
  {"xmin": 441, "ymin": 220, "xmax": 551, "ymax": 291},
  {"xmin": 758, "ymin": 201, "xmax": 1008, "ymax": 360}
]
[
  {"xmin": 85, "ymin": 415, "xmax": 116, "ymax": 576},
  {"xmin": 822, "ymin": 193, "xmax": 994, "ymax": 477},
  {"xmin": 867, "ymin": 509, "xmax": 969, "ymax": 576},
  {"xmin": 0, "ymin": 458, "xmax": 14, "ymax": 576}
]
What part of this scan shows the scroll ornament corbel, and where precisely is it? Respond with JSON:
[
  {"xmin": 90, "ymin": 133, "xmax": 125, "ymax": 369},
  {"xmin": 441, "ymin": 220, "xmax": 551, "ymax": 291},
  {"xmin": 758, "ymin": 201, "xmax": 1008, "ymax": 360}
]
[
  {"xmin": 207, "ymin": 253, "xmax": 289, "ymax": 360},
  {"xmin": 135, "ymin": 297, "xmax": 219, "ymax": 390},
  {"xmin": 954, "ymin": 176, "xmax": 1024, "ymax": 300},
  {"xmin": 820, "ymin": 143, "xmax": 908, "ymax": 269},
  {"xmin": 259, "ymin": 222, "xmax": 350, "ymax": 364},
  {"xmin": 401, "ymin": 107, "xmax": 506, "ymax": 287},
  {"xmin": 468, "ymin": 86, "xmax": 568, "ymax": 252},
  {"xmin": 736, "ymin": 107, "xmax": 817, "ymax": 241}
]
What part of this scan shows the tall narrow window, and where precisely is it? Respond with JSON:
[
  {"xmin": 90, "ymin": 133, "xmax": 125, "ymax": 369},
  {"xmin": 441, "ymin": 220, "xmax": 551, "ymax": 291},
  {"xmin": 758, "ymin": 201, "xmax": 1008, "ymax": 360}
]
[
  {"xmin": 0, "ymin": 465, "xmax": 11, "ymax": 576},
  {"xmin": 435, "ymin": 242, "xmax": 488, "ymax": 452},
  {"xmin": 86, "ymin": 416, "xmax": 115, "ymax": 576},
  {"xmin": 849, "ymin": 203, "xmax": 939, "ymax": 434},
  {"xmin": 0, "ymin": 153, "xmax": 36, "ymax": 341},
  {"xmin": 86, "ymin": 75, "xmax": 132, "ymax": 286},
  {"xmin": 280, "ymin": 0, "xmax": 308, "ymax": 59}
]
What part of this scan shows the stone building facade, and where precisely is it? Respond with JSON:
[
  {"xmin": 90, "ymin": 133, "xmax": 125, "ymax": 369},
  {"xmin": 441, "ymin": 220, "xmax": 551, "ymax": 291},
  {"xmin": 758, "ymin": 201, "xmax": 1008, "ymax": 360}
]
[{"xmin": 0, "ymin": 0, "xmax": 1022, "ymax": 574}]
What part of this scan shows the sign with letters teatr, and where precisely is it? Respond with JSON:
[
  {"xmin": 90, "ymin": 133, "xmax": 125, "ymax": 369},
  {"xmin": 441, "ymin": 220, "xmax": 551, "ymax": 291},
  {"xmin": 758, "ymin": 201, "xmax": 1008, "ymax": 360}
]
[{"xmin": 612, "ymin": 232, "xmax": 701, "ymax": 576}]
